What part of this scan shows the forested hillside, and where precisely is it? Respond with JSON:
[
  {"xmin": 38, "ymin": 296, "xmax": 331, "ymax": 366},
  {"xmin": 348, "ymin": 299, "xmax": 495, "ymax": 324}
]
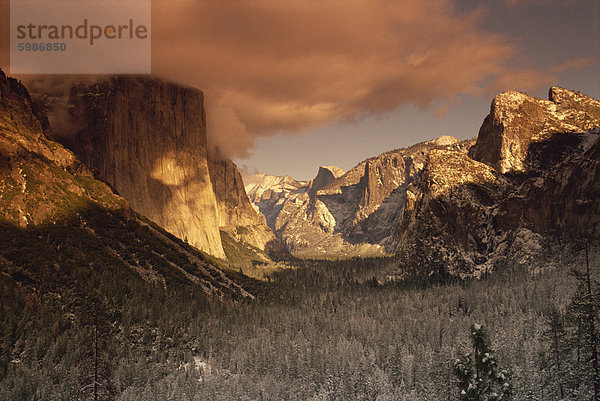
[{"xmin": 3, "ymin": 246, "xmax": 597, "ymax": 400}]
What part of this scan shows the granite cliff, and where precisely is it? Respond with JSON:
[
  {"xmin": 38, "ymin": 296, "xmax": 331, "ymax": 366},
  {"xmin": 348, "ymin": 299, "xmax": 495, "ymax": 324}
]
[
  {"xmin": 207, "ymin": 148, "xmax": 285, "ymax": 256},
  {"xmin": 469, "ymin": 87, "xmax": 600, "ymax": 173},
  {"xmin": 51, "ymin": 76, "xmax": 279, "ymax": 259},
  {"xmin": 6, "ymin": 65, "xmax": 599, "ymax": 279},
  {"xmin": 397, "ymin": 87, "xmax": 600, "ymax": 277},
  {"xmin": 307, "ymin": 165, "xmax": 346, "ymax": 196},
  {"xmin": 0, "ymin": 69, "xmax": 252, "ymax": 299},
  {"xmin": 248, "ymin": 87, "xmax": 599, "ymax": 276}
]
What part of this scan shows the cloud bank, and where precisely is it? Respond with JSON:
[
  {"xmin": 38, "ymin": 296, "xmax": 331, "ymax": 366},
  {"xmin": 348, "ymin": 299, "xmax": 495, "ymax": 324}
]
[
  {"xmin": 151, "ymin": 0, "xmax": 561, "ymax": 157},
  {"xmin": 3, "ymin": 0, "xmax": 586, "ymax": 158}
]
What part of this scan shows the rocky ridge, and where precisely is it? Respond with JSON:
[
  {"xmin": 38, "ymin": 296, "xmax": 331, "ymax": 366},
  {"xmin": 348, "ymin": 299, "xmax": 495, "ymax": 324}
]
[
  {"xmin": 0, "ymin": 70, "xmax": 122, "ymax": 226},
  {"xmin": 247, "ymin": 136, "xmax": 470, "ymax": 257},
  {"xmin": 207, "ymin": 149, "xmax": 286, "ymax": 257},
  {"xmin": 397, "ymin": 87, "xmax": 600, "ymax": 277},
  {"xmin": 469, "ymin": 87, "xmax": 600, "ymax": 173},
  {"xmin": 245, "ymin": 173, "xmax": 308, "ymax": 229},
  {"xmin": 248, "ymin": 87, "xmax": 600, "ymax": 275}
]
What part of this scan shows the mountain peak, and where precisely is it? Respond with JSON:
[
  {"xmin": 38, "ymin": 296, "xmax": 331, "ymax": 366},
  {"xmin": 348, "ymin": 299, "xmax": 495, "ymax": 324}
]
[
  {"xmin": 549, "ymin": 86, "xmax": 596, "ymax": 104},
  {"xmin": 319, "ymin": 165, "xmax": 346, "ymax": 177},
  {"xmin": 308, "ymin": 165, "xmax": 346, "ymax": 195},
  {"xmin": 469, "ymin": 87, "xmax": 600, "ymax": 173},
  {"xmin": 429, "ymin": 135, "xmax": 460, "ymax": 146}
]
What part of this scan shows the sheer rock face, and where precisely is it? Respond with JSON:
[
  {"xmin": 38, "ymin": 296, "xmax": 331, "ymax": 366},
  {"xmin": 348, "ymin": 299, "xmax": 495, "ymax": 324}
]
[
  {"xmin": 307, "ymin": 166, "xmax": 345, "ymax": 196},
  {"xmin": 208, "ymin": 148, "xmax": 260, "ymax": 229},
  {"xmin": 397, "ymin": 88, "xmax": 600, "ymax": 277},
  {"xmin": 67, "ymin": 76, "xmax": 226, "ymax": 258},
  {"xmin": 396, "ymin": 147, "xmax": 510, "ymax": 277},
  {"xmin": 0, "ymin": 69, "xmax": 253, "ymax": 299},
  {"xmin": 246, "ymin": 137, "xmax": 469, "ymax": 257},
  {"xmin": 65, "ymin": 77, "xmax": 227, "ymax": 257},
  {"xmin": 515, "ymin": 135, "xmax": 600, "ymax": 234},
  {"xmin": 207, "ymin": 149, "xmax": 284, "ymax": 255},
  {"xmin": 469, "ymin": 87, "xmax": 600, "ymax": 173},
  {"xmin": 62, "ymin": 76, "xmax": 281, "ymax": 259}
]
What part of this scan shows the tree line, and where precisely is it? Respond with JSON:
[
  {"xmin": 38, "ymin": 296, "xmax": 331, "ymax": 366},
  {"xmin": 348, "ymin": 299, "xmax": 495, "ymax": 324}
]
[{"xmin": 1, "ymin": 231, "xmax": 600, "ymax": 400}]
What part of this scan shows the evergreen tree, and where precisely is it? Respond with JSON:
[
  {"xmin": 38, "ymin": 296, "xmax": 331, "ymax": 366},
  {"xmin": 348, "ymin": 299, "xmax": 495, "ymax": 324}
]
[
  {"xmin": 563, "ymin": 234, "xmax": 600, "ymax": 400},
  {"xmin": 73, "ymin": 293, "xmax": 118, "ymax": 401},
  {"xmin": 540, "ymin": 305, "xmax": 567, "ymax": 399},
  {"xmin": 453, "ymin": 324, "xmax": 511, "ymax": 401}
]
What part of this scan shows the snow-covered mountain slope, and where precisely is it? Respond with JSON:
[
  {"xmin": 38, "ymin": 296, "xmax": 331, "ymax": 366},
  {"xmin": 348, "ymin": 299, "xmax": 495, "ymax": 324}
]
[
  {"xmin": 246, "ymin": 138, "xmax": 471, "ymax": 257},
  {"xmin": 249, "ymin": 87, "xmax": 600, "ymax": 275},
  {"xmin": 397, "ymin": 87, "xmax": 600, "ymax": 277},
  {"xmin": 244, "ymin": 173, "xmax": 308, "ymax": 229}
]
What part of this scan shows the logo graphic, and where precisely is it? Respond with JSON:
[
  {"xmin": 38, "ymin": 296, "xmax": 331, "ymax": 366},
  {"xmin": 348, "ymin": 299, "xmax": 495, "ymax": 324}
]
[{"xmin": 10, "ymin": 0, "xmax": 151, "ymax": 74}]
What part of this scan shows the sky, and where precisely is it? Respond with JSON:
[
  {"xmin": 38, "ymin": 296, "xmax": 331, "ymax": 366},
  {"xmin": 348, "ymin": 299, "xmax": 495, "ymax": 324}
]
[
  {"xmin": 228, "ymin": 0, "xmax": 600, "ymax": 180},
  {"xmin": 1, "ymin": 0, "xmax": 599, "ymax": 180}
]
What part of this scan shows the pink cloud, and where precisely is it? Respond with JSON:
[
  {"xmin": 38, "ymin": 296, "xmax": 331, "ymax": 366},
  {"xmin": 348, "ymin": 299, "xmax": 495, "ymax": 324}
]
[
  {"xmin": 152, "ymin": 0, "xmax": 537, "ymax": 157},
  {"xmin": 1, "ymin": 0, "xmax": 587, "ymax": 158}
]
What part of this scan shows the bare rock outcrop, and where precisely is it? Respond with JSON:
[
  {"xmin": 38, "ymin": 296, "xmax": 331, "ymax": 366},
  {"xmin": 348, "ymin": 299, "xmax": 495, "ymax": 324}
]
[
  {"xmin": 247, "ymin": 137, "xmax": 469, "ymax": 257},
  {"xmin": 0, "ymin": 68, "xmax": 254, "ymax": 299},
  {"xmin": 307, "ymin": 166, "xmax": 345, "ymax": 196},
  {"xmin": 397, "ymin": 87, "xmax": 600, "ymax": 277},
  {"xmin": 396, "ymin": 146, "xmax": 509, "ymax": 276},
  {"xmin": 65, "ymin": 77, "xmax": 226, "ymax": 257},
  {"xmin": 469, "ymin": 87, "xmax": 600, "ymax": 173},
  {"xmin": 207, "ymin": 149, "xmax": 285, "ymax": 256},
  {"xmin": 0, "ymin": 69, "xmax": 121, "ymax": 227},
  {"xmin": 56, "ymin": 76, "xmax": 283, "ymax": 259}
]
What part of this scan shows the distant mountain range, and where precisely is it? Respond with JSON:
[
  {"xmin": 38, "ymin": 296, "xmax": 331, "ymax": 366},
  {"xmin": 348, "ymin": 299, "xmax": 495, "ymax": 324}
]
[
  {"xmin": 2, "ymin": 66, "xmax": 599, "ymax": 282},
  {"xmin": 245, "ymin": 136, "xmax": 471, "ymax": 257},
  {"xmin": 247, "ymin": 88, "xmax": 600, "ymax": 276}
]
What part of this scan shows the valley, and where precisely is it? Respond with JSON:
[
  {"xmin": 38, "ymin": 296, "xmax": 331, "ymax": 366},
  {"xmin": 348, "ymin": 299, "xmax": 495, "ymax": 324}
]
[
  {"xmin": 1, "ymin": 251, "xmax": 580, "ymax": 400},
  {"xmin": 1, "ymin": 66, "xmax": 599, "ymax": 400}
]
